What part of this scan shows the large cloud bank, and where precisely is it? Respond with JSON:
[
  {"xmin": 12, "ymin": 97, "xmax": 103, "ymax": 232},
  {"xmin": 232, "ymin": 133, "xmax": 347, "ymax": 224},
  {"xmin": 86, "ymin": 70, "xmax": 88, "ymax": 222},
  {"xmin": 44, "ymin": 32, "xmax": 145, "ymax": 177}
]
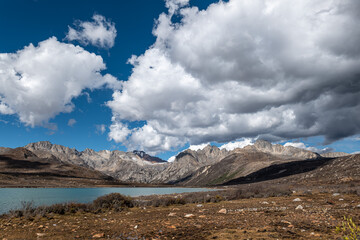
[
  {"xmin": 108, "ymin": 0, "xmax": 360, "ymax": 154},
  {"xmin": 0, "ymin": 37, "xmax": 117, "ymax": 127}
]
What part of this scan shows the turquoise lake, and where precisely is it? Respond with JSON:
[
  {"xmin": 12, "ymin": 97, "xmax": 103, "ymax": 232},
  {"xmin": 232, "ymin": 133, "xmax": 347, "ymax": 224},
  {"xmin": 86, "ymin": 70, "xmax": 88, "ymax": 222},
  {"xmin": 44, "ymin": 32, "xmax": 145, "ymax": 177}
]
[{"xmin": 0, "ymin": 187, "xmax": 215, "ymax": 214}]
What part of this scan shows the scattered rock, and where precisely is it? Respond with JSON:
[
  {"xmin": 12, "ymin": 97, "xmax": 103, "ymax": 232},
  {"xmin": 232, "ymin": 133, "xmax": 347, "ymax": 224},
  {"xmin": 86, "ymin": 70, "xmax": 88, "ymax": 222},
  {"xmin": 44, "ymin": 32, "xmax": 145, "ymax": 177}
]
[
  {"xmin": 357, "ymin": 204, "xmax": 360, "ymax": 208},
  {"xmin": 134, "ymin": 225, "xmax": 138, "ymax": 229},
  {"xmin": 36, "ymin": 233, "xmax": 46, "ymax": 237},
  {"xmin": 167, "ymin": 225, "xmax": 176, "ymax": 229},
  {"xmin": 295, "ymin": 205, "xmax": 304, "ymax": 210},
  {"xmin": 332, "ymin": 193, "xmax": 340, "ymax": 196},
  {"xmin": 261, "ymin": 201, "xmax": 269, "ymax": 205},
  {"xmin": 218, "ymin": 208, "xmax": 227, "ymax": 214},
  {"xmin": 196, "ymin": 204, "xmax": 203, "ymax": 207},
  {"xmin": 199, "ymin": 215, "xmax": 206, "ymax": 218},
  {"xmin": 92, "ymin": 233, "xmax": 105, "ymax": 238},
  {"xmin": 339, "ymin": 198, "xmax": 344, "ymax": 201},
  {"xmin": 168, "ymin": 212, "xmax": 176, "ymax": 217},
  {"xmin": 184, "ymin": 214, "xmax": 195, "ymax": 218},
  {"xmin": 281, "ymin": 220, "xmax": 292, "ymax": 225},
  {"xmin": 293, "ymin": 198, "xmax": 302, "ymax": 202}
]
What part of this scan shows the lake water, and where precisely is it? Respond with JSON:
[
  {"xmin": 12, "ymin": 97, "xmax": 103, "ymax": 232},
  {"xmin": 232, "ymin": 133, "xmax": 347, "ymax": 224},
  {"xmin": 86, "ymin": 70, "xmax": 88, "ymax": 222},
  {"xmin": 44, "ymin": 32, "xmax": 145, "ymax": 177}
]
[{"xmin": 0, "ymin": 187, "xmax": 215, "ymax": 214}]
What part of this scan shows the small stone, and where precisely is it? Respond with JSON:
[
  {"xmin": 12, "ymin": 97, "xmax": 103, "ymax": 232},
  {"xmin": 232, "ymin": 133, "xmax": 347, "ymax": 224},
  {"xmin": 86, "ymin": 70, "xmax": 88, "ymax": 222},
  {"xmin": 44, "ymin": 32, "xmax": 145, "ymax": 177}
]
[
  {"xmin": 339, "ymin": 198, "xmax": 344, "ymax": 201},
  {"xmin": 199, "ymin": 215, "xmax": 206, "ymax": 218},
  {"xmin": 92, "ymin": 233, "xmax": 105, "ymax": 238},
  {"xmin": 293, "ymin": 198, "xmax": 301, "ymax": 202},
  {"xmin": 196, "ymin": 204, "xmax": 203, "ymax": 207},
  {"xmin": 332, "ymin": 193, "xmax": 340, "ymax": 196},
  {"xmin": 295, "ymin": 205, "xmax": 304, "ymax": 210},
  {"xmin": 38, "ymin": 225, "xmax": 44, "ymax": 228},
  {"xmin": 184, "ymin": 214, "xmax": 195, "ymax": 218},
  {"xmin": 134, "ymin": 225, "xmax": 138, "ymax": 229},
  {"xmin": 288, "ymin": 224, "xmax": 294, "ymax": 228},
  {"xmin": 168, "ymin": 212, "xmax": 176, "ymax": 217},
  {"xmin": 357, "ymin": 204, "xmax": 360, "ymax": 208},
  {"xmin": 261, "ymin": 201, "xmax": 269, "ymax": 205},
  {"xmin": 281, "ymin": 220, "xmax": 292, "ymax": 225},
  {"xmin": 167, "ymin": 225, "xmax": 176, "ymax": 229},
  {"xmin": 218, "ymin": 208, "xmax": 227, "ymax": 214},
  {"xmin": 36, "ymin": 233, "xmax": 46, "ymax": 237}
]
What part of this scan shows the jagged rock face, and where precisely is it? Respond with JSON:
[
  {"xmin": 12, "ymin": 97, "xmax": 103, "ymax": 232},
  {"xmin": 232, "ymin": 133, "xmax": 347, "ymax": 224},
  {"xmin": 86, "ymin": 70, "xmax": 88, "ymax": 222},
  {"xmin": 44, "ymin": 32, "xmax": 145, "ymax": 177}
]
[
  {"xmin": 19, "ymin": 140, "xmax": 333, "ymax": 185},
  {"xmin": 25, "ymin": 141, "xmax": 84, "ymax": 166},
  {"xmin": 80, "ymin": 149, "xmax": 168, "ymax": 183},
  {"xmin": 244, "ymin": 140, "xmax": 320, "ymax": 159},
  {"xmin": 151, "ymin": 145, "xmax": 229, "ymax": 184},
  {"xmin": 321, "ymin": 152, "xmax": 350, "ymax": 158},
  {"xmin": 133, "ymin": 150, "xmax": 166, "ymax": 163},
  {"xmin": 24, "ymin": 141, "xmax": 168, "ymax": 183}
]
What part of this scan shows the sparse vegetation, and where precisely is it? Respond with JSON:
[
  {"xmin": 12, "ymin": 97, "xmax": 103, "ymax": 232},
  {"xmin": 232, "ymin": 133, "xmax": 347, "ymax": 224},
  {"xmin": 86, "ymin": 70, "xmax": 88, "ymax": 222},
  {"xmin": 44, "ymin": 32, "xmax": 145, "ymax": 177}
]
[
  {"xmin": 335, "ymin": 216, "xmax": 360, "ymax": 240},
  {"xmin": 92, "ymin": 193, "xmax": 134, "ymax": 212}
]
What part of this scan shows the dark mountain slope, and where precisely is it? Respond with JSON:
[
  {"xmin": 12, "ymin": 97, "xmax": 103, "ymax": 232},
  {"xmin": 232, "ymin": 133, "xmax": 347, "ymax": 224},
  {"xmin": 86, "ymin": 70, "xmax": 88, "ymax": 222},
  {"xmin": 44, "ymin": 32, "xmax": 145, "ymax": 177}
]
[{"xmin": 0, "ymin": 147, "xmax": 124, "ymax": 187}]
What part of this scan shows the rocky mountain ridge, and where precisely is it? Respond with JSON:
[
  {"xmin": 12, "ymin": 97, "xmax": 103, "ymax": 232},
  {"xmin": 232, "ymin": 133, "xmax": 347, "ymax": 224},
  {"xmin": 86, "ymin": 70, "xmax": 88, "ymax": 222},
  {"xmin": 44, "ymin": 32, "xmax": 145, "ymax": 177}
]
[{"xmin": 1, "ymin": 140, "xmax": 355, "ymax": 186}]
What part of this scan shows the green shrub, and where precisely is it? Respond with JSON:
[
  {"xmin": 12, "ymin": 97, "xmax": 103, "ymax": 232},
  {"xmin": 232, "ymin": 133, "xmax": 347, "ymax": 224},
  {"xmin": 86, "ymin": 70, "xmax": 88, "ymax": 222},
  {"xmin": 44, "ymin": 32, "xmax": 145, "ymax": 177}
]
[{"xmin": 92, "ymin": 193, "xmax": 133, "ymax": 212}]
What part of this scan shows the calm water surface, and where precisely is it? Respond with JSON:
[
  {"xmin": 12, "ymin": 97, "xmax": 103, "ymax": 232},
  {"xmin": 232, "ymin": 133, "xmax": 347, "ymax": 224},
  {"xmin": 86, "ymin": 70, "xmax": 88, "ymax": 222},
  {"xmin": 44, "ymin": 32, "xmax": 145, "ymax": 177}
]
[{"xmin": 0, "ymin": 187, "xmax": 215, "ymax": 214}]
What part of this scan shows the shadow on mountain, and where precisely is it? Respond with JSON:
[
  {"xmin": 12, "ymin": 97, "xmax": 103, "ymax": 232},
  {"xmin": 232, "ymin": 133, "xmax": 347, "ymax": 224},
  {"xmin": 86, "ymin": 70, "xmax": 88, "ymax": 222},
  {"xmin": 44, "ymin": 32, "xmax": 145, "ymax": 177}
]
[
  {"xmin": 222, "ymin": 157, "xmax": 333, "ymax": 186},
  {"xmin": 0, "ymin": 156, "xmax": 50, "ymax": 169}
]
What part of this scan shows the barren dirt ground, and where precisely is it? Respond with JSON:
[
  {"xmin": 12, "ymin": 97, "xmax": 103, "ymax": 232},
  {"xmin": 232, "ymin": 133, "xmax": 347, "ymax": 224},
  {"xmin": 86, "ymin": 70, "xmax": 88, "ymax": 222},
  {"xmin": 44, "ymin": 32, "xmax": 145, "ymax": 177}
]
[{"xmin": 1, "ymin": 192, "xmax": 359, "ymax": 239}]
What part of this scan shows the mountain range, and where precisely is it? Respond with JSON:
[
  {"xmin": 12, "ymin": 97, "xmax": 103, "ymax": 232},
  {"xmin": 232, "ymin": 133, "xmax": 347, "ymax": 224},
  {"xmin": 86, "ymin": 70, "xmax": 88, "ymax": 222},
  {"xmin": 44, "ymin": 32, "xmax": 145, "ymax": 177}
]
[{"xmin": 0, "ymin": 140, "xmax": 358, "ymax": 187}]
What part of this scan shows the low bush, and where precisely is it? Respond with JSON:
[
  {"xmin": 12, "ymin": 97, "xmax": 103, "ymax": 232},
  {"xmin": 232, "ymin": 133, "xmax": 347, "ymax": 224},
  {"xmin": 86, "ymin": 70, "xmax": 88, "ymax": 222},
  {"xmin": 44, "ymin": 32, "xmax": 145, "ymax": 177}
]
[{"xmin": 92, "ymin": 193, "xmax": 133, "ymax": 212}]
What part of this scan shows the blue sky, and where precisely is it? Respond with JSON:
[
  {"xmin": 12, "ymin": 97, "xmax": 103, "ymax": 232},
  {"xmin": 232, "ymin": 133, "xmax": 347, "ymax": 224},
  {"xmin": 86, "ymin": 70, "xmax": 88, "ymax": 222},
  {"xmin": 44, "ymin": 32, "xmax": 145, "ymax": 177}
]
[{"xmin": 1, "ymin": 0, "xmax": 360, "ymax": 160}]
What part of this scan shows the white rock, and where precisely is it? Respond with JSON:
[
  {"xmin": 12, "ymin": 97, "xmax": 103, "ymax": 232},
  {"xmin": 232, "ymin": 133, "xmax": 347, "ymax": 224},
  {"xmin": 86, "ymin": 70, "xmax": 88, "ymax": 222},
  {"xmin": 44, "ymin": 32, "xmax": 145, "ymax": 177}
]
[
  {"xmin": 184, "ymin": 214, "xmax": 195, "ymax": 218},
  {"xmin": 333, "ymin": 193, "xmax": 340, "ymax": 196},
  {"xmin": 293, "ymin": 198, "xmax": 302, "ymax": 202},
  {"xmin": 196, "ymin": 204, "xmax": 203, "ymax": 207},
  {"xmin": 295, "ymin": 205, "xmax": 304, "ymax": 210},
  {"xmin": 218, "ymin": 208, "xmax": 227, "ymax": 214}
]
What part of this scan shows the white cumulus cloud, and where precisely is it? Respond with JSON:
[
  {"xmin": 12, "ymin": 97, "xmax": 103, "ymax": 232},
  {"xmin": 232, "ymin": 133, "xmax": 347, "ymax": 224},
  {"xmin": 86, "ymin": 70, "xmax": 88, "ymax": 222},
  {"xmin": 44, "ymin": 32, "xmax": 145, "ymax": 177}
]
[
  {"xmin": 284, "ymin": 142, "xmax": 333, "ymax": 154},
  {"xmin": 0, "ymin": 37, "xmax": 118, "ymax": 127},
  {"xmin": 107, "ymin": 0, "xmax": 360, "ymax": 154},
  {"xmin": 220, "ymin": 138, "xmax": 254, "ymax": 151},
  {"xmin": 66, "ymin": 14, "xmax": 117, "ymax": 49},
  {"xmin": 188, "ymin": 143, "xmax": 210, "ymax": 151}
]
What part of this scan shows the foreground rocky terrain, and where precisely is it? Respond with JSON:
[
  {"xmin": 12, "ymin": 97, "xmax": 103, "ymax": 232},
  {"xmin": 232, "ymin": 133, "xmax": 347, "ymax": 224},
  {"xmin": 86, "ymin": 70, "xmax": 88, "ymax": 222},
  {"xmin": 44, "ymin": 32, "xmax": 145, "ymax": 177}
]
[{"xmin": 1, "ymin": 191, "xmax": 359, "ymax": 239}]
